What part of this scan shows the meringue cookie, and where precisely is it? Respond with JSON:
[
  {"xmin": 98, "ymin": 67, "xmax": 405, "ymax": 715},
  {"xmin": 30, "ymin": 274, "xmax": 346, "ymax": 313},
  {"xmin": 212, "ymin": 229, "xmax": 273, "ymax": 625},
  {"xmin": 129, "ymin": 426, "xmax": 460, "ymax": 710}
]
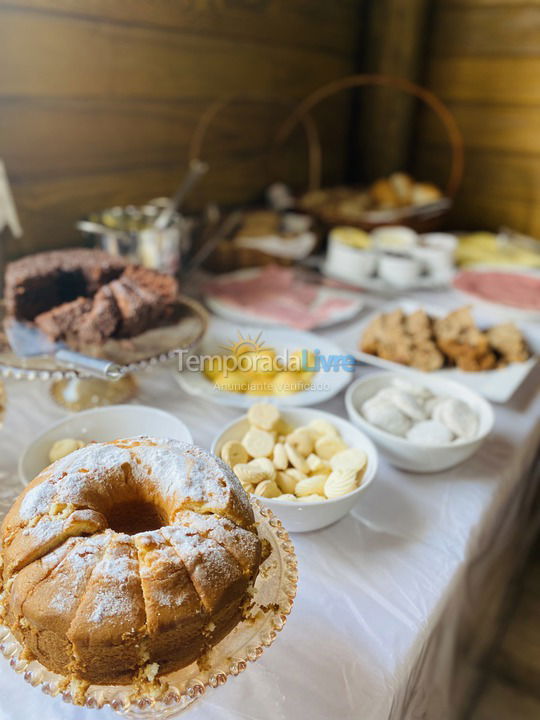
[
  {"xmin": 406, "ymin": 420, "xmax": 453, "ymax": 445},
  {"xmin": 392, "ymin": 377, "xmax": 432, "ymax": 399},
  {"xmin": 433, "ymin": 398, "xmax": 478, "ymax": 439},
  {"xmin": 424, "ymin": 395, "xmax": 449, "ymax": 417},
  {"xmin": 362, "ymin": 400, "xmax": 412, "ymax": 436},
  {"xmin": 388, "ymin": 389, "xmax": 427, "ymax": 421}
]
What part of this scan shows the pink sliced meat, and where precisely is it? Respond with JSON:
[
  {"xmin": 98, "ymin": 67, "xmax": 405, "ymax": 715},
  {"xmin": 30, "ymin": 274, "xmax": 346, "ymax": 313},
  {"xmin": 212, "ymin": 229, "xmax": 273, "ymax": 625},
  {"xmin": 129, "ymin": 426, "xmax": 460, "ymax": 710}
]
[
  {"xmin": 203, "ymin": 265, "xmax": 360, "ymax": 329},
  {"xmin": 454, "ymin": 271, "xmax": 540, "ymax": 310}
]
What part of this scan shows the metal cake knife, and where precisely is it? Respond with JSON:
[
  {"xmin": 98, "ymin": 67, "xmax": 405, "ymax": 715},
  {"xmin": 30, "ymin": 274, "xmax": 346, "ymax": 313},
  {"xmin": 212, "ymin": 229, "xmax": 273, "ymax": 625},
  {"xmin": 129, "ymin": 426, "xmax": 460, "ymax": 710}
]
[{"xmin": 5, "ymin": 321, "xmax": 124, "ymax": 380}]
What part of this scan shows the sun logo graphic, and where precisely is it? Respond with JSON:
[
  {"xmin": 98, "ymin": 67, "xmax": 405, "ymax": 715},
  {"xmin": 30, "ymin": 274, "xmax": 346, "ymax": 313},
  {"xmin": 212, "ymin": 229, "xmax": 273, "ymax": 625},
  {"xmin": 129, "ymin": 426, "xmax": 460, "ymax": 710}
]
[
  {"xmin": 217, "ymin": 331, "xmax": 280, "ymax": 376},
  {"xmin": 220, "ymin": 330, "xmax": 269, "ymax": 358}
]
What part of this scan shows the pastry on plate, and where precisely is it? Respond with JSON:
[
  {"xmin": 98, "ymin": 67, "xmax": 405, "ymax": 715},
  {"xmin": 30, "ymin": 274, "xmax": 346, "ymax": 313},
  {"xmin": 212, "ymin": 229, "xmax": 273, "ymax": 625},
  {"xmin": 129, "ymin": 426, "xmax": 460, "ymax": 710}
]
[
  {"xmin": 359, "ymin": 305, "xmax": 530, "ymax": 372},
  {"xmin": 0, "ymin": 437, "xmax": 262, "ymax": 688}
]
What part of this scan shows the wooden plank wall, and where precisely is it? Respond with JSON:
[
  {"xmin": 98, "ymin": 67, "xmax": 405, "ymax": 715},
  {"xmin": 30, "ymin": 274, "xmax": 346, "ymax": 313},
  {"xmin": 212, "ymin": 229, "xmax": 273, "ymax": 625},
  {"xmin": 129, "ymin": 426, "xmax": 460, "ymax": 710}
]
[
  {"xmin": 414, "ymin": 0, "xmax": 540, "ymax": 235},
  {"xmin": 358, "ymin": 0, "xmax": 430, "ymax": 181},
  {"xmin": 0, "ymin": 0, "xmax": 363, "ymax": 257}
]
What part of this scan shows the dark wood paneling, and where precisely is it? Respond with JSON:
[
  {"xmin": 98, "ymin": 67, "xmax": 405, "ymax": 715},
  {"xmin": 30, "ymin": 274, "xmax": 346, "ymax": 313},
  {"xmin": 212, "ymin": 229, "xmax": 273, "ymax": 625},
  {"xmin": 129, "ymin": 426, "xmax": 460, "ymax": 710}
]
[
  {"xmin": 417, "ymin": 103, "xmax": 540, "ymax": 154},
  {"xmin": 426, "ymin": 57, "xmax": 540, "ymax": 105},
  {"xmin": 415, "ymin": 143, "xmax": 540, "ymax": 235},
  {"xmin": 415, "ymin": 0, "xmax": 540, "ymax": 236},
  {"xmin": 0, "ymin": 0, "xmax": 360, "ymax": 55},
  {"xmin": 358, "ymin": 0, "xmax": 430, "ymax": 178},
  {"xmin": 430, "ymin": 2, "xmax": 540, "ymax": 56},
  {"xmin": 0, "ymin": 1, "xmax": 362, "ymax": 256},
  {"xmin": 0, "ymin": 10, "xmax": 352, "ymax": 100},
  {"xmin": 0, "ymin": 99, "xmax": 346, "ymax": 181}
]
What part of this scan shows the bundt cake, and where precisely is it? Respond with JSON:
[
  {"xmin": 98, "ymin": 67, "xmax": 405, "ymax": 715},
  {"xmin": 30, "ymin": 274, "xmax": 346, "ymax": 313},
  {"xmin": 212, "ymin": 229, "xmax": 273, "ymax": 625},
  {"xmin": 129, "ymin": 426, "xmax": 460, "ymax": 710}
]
[{"xmin": 0, "ymin": 437, "xmax": 262, "ymax": 687}]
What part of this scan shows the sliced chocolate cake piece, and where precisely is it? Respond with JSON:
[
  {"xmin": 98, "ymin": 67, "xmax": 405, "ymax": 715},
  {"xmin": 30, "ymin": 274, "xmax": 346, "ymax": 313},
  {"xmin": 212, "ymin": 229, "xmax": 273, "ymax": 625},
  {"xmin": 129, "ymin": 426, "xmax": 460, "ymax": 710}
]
[
  {"xmin": 122, "ymin": 265, "xmax": 178, "ymax": 304},
  {"xmin": 77, "ymin": 285, "xmax": 122, "ymax": 345},
  {"xmin": 5, "ymin": 249, "xmax": 126, "ymax": 321},
  {"xmin": 35, "ymin": 297, "xmax": 93, "ymax": 342},
  {"xmin": 107, "ymin": 278, "xmax": 159, "ymax": 338}
]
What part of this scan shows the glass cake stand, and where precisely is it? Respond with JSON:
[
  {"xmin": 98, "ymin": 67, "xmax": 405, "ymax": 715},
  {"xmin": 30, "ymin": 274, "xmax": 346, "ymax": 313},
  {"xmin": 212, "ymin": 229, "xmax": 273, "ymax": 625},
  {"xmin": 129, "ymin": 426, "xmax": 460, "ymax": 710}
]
[
  {"xmin": 0, "ymin": 501, "xmax": 298, "ymax": 718},
  {"xmin": 0, "ymin": 297, "xmax": 209, "ymax": 410}
]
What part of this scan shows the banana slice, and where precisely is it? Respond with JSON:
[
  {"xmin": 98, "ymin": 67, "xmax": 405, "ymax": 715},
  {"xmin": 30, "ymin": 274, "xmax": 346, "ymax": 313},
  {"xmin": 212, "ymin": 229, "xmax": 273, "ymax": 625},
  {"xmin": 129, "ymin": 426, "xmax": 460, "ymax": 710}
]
[
  {"xmin": 295, "ymin": 474, "xmax": 326, "ymax": 497},
  {"xmin": 273, "ymin": 493, "xmax": 297, "ymax": 502},
  {"xmin": 284, "ymin": 442, "xmax": 309, "ymax": 473},
  {"xmin": 286, "ymin": 428, "xmax": 314, "ymax": 457},
  {"xmin": 273, "ymin": 442, "xmax": 288, "ymax": 470},
  {"xmin": 330, "ymin": 448, "xmax": 367, "ymax": 474},
  {"xmin": 287, "ymin": 468, "xmax": 307, "ymax": 482},
  {"xmin": 253, "ymin": 479, "xmax": 281, "ymax": 498},
  {"xmin": 324, "ymin": 468, "xmax": 358, "ymax": 499},
  {"xmin": 238, "ymin": 478, "xmax": 255, "ymax": 493},
  {"xmin": 249, "ymin": 457, "xmax": 276, "ymax": 481},
  {"xmin": 242, "ymin": 428, "xmax": 275, "ymax": 458},
  {"xmin": 299, "ymin": 494, "xmax": 325, "ymax": 503},
  {"xmin": 247, "ymin": 403, "xmax": 280, "ymax": 431},
  {"xmin": 275, "ymin": 417, "xmax": 294, "ymax": 436},
  {"xmin": 306, "ymin": 453, "xmax": 331, "ymax": 474},
  {"xmin": 221, "ymin": 440, "xmax": 249, "ymax": 467},
  {"xmin": 314, "ymin": 435, "xmax": 347, "ymax": 460},
  {"xmin": 307, "ymin": 419, "xmax": 339, "ymax": 438},
  {"xmin": 233, "ymin": 462, "xmax": 269, "ymax": 485},
  {"xmin": 49, "ymin": 438, "xmax": 86, "ymax": 463},
  {"xmin": 276, "ymin": 470, "xmax": 299, "ymax": 495}
]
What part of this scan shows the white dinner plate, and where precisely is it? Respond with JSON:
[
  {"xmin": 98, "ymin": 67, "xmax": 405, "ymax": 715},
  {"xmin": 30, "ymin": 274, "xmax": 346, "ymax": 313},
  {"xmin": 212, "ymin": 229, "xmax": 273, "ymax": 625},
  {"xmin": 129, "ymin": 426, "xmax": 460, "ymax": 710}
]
[
  {"xmin": 340, "ymin": 299, "xmax": 540, "ymax": 403},
  {"xmin": 203, "ymin": 267, "xmax": 364, "ymax": 329},
  {"xmin": 175, "ymin": 321, "xmax": 354, "ymax": 408}
]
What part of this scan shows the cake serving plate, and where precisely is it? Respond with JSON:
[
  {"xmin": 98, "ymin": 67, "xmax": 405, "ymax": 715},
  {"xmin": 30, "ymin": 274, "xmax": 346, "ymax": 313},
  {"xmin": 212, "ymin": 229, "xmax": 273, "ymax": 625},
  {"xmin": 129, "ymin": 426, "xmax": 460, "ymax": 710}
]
[
  {"xmin": 0, "ymin": 296, "xmax": 208, "ymax": 410},
  {"xmin": 0, "ymin": 501, "xmax": 297, "ymax": 719}
]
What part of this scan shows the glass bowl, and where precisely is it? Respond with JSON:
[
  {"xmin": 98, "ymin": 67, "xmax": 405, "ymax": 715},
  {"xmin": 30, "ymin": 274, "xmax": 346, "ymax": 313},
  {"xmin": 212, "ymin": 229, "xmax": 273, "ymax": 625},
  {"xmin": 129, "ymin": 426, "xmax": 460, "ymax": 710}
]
[{"xmin": 0, "ymin": 501, "xmax": 297, "ymax": 718}]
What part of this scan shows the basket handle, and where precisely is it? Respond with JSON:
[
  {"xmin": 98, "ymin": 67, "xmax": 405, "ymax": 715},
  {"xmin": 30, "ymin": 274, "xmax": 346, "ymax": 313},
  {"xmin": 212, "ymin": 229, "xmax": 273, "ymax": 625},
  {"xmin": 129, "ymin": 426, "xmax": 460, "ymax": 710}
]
[
  {"xmin": 274, "ymin": 74, "xmax": 465, "ymax": 198},
  {"xmin": 188, "ymin": 97, "xmax": 322, "ymax": 192}
]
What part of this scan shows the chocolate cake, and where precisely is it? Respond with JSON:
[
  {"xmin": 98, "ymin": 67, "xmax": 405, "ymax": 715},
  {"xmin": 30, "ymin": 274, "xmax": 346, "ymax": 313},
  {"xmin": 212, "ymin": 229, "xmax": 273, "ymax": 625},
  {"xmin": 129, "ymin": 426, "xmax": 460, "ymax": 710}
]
[
  {"xmin": 4, "ymin": 249, "xmax": 181, "ymax": 349},
  {"xmin": 108, "ymin": 278, "xmax": 159, "ymax": 338},
  {"xmin": 5, "ymin": 249, "xmax": 127, "ymax": 321},
  {"xmin": 77, "ymin": 285, "xmax": 122, "ymax": 345},
  {"xmin": 112, "ymin": 265, "xmax": 179, "ymax": 336},
  {"xmin": 35, "ymin": 297, "xmax": 93, "ymax": 342}
]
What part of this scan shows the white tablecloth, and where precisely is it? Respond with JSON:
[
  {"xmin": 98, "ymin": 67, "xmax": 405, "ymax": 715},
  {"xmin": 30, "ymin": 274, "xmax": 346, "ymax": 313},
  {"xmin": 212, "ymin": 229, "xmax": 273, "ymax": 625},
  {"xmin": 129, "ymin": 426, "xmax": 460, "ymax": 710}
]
[{"xmin": 0, "ymin": 290, "xmax": 539, "ymax": 720}]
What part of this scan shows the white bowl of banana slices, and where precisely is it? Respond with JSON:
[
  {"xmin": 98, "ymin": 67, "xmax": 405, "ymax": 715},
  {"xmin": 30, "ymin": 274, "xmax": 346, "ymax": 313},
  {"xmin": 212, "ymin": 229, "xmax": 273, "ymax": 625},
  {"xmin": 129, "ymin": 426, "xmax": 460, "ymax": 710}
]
[{"xmin": 212, "ymin": 403, "xmax": 378, "ymax": 532}]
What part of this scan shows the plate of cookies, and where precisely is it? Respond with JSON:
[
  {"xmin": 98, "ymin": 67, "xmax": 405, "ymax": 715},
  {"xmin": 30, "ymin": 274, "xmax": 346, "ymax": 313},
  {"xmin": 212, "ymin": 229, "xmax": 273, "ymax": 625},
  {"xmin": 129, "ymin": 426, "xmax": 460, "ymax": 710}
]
[
  {"xmin": 343, "ymin": 299, "xmax": 539, "ymax": 402},
  {"xmin": 212, "ymin": 403, "xmax": 378, "ymax": 532}
]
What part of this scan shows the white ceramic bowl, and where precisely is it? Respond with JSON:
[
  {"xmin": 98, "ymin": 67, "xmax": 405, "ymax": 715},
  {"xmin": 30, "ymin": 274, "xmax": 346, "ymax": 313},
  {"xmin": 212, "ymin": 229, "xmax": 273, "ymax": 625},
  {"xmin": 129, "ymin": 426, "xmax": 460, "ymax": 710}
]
[
  {"xmin": 19, "ymin": 404, "xmax": 193, "ymax": 485},
  {"xmin": 211, "ymin": 407, "xmax": 378, "ymax": 533},
  {"xmin": 345, "ymin": 372, "xmax": 494, "ymax": 473},
  {"xmin": 413, "ymin": 245, "xmax": 453, "ymax": 275},
  {"xmin": 421, "ymin": 232, "xmax": 458, "ymax": 254},
  {"xmin": 378, "ymin": 253, "xmax": 420, "ymax": 287},
  {"xmin": 371, "ymin": 225, "xmax": 418, "ymax": 250},
  {"xmin": 326, "ymin": 235, "xmax": 377, "ymax": 281}
]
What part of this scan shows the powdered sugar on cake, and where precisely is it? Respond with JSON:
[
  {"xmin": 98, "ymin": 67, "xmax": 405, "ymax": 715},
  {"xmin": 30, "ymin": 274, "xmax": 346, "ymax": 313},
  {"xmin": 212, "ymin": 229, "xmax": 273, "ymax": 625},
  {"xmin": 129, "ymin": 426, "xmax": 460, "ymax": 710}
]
[{"xmin": 85, "ymin": 541, "xmax": 140, "ymax": 624}]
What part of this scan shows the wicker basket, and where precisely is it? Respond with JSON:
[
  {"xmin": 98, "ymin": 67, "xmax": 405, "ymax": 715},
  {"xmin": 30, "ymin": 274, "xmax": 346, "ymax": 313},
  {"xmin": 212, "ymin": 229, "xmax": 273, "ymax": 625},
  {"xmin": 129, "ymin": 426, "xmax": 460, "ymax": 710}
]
[
  {"xmin": 274, "ymin": 74, "xmax": 465, "ymax": 233},
  {"xmin": 188, "ymin": 97, "xmax": 321, "ymax": 272}
]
